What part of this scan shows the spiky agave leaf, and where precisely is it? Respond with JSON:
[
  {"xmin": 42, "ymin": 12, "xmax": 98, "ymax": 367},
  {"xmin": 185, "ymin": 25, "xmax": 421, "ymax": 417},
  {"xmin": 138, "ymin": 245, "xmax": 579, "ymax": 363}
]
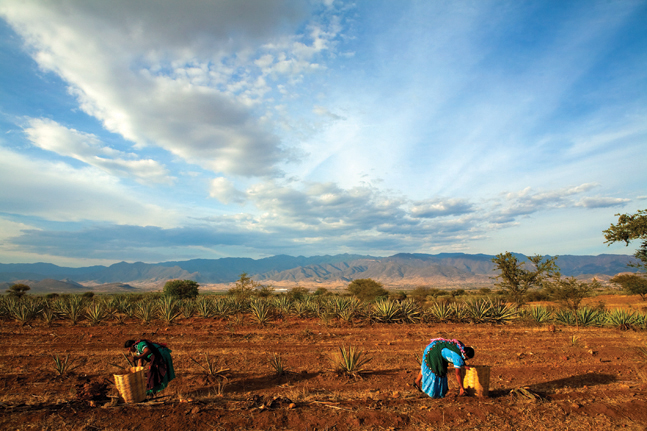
[
  {"xmin": 195, "ymin": 297, "xmax": 215, "ymax": 318},
  {"xmin": 488, "ymin": 299, "xmax": 519, "ymax": 324},
  {"xmin": 371, "ymin": 299, "xmax": 401, "ymax": 323},
  {"xmin": 554, "ymin": 309, "xmax": 576, "ymax": 326},
  {"xmin": 399, "ymin": 299, "xmax": 422, "ymax": 324},
  {"xmin": 427, "ymin": 301, "xmax": 453, "ymax": 322},
  {"xmin": 464, "ymin": 298, "xmax": 493, "ymax": 324},
  {"xmin": 606, "ymin": 308, "xmax": 639, "ymax": 330},
  {"xmin": 250, "ymin": 298, "xmax": 272, "ymax": 325},
  {"xmin": 158, "ymin": 296, "xmax": 182, "ymax": 324},
  {"xmin": 575, "ymin": 307, "xmax": 603, "ymax": 327},
  {"xmin": 85, "ymin": 302, "xmax": 106, "ymax": 326},
  {"xmin": 527, "ymin": 306, "xmax": 553, "ymax": 324},
  {"xmin": 332, "ymin": 345, "xmax": 372, "ymax": 378}
]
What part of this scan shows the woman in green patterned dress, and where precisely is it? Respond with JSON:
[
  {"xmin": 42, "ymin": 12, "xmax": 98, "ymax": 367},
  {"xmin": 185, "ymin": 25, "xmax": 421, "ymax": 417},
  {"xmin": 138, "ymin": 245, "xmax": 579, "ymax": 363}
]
[{"xmin": 124, "ymin": 339, "xmax": 176, "ymax": 395}]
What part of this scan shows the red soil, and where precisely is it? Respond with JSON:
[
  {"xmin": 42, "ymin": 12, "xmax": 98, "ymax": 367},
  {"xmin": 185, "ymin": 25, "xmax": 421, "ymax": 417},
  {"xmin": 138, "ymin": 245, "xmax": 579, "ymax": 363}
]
[{"xmin": 1, "ymin": 315, "xmax": 647, "ymax": 430}]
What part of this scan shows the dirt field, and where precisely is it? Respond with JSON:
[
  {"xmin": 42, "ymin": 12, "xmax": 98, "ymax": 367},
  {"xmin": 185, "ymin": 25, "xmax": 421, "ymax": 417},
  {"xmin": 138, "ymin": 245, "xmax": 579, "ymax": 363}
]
[{"xmin": 2, "ymin": 309, "xmax": 647, "ymax": 430}]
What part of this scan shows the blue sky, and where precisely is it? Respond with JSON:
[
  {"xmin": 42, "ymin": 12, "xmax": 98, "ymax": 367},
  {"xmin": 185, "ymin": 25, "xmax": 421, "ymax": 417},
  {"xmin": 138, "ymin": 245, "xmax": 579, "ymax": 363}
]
[{"xmin": 0, "ymin": 0, "xmax": 645, "ymax": 267}]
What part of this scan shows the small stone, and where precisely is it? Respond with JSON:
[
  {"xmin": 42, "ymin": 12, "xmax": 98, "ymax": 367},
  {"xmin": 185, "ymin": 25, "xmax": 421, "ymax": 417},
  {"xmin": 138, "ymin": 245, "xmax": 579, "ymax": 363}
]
[
  {"xmin": 288, "ymin": 403, "xmax": 296, "ymax": 409},
  {"xmin": 191, "ymin": 406, "xmax": 200, "ymax": 414}
]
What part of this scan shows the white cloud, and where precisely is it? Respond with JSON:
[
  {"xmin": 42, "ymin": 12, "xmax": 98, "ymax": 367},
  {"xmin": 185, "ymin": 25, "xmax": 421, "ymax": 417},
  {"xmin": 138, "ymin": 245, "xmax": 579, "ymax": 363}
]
[
  {"xmin": 410, "ymin": 198, "xmax": 474, "ymax": 219},
  {"xmin": 24, "ymin": 118, "xmax": 172, "ymax": 184},
  {"xmin": 209, "ymin": 177, "xmax": 246, "ymax": 204},
  {"xmin": 0, "ymin": 1, "xmax": 339, "ymax": 178},
  {"xmin": 576, "ymin": 197, "xmax": 631, "ymax": 208},
  {"xmin": 0, "ymin": 145, "xmax": 176, "ymax": 226}
]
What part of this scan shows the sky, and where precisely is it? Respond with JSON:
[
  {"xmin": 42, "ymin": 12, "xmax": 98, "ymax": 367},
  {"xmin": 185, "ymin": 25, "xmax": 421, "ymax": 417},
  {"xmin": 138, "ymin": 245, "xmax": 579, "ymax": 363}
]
[{"xmin": 0, "ymin": 0, "xmax": 645, "ymax": 267}]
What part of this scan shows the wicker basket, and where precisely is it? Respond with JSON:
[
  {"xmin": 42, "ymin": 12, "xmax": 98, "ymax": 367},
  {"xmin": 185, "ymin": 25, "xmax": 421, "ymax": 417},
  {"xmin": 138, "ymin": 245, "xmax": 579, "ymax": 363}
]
[
  {"xmin": 461, "ymin": 365, "xmax": 490, "ymax": 397},
  {"xmin": 114, "ymin": 366, "xmax": 147, "ymax": 403}
]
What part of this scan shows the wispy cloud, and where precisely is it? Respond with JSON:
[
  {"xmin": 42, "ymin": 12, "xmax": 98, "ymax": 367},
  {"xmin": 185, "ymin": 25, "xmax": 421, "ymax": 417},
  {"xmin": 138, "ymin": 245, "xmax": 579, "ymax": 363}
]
[
  {"xmin": 24, "ymin": 118, "xmax": 172, "ymax": 184},
  {"xmin": 0, "ymin": 145, "xmax": 175, "ymax": 226}
]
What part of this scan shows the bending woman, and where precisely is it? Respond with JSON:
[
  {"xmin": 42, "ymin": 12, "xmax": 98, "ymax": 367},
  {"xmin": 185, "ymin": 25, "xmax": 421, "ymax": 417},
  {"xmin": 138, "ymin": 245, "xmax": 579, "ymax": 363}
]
[
  {"xmin": 124, "ymin": 339, "xmax": 176, "ymax": 395},
  {"xmin": 414, "ymin": 338, "xmax": 474, "ymax": 398}
]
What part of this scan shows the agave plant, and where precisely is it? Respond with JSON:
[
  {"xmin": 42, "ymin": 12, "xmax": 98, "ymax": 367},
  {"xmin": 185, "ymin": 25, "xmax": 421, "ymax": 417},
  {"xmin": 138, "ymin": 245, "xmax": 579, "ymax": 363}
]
[
  {"xmin": 250, "ymin": 298, "xmax": 272, "ymax": 326},
  {"xmin": 399, "ymin": 299, "xmax": 422, "ymax": 324},
  {"xmin": 190, "ymin": 353, "xmax": 229, "ymax": 377},
  {"xmin": 134, "ymin": 301, "xmax": 156, "ymax": 324},
  {"xmin": 371, "ymin": 299, "xmax": 401, "ymax": 323},
  {"xmin": 449, "ymin": 302, "xmax": 468, "ymax": 323},
  {"xmin": 180, "ymin": 300, "xmax": 195, "ymax": 319},
  {"xmin": 293, "ymin": 300, "xmax": 310, "ymax": 318},
  {"xmin": 195, "ymin": 297, "xmax": 215, "ymax": 318},
  {"xmin": 52, "ymin": 354, "xmax": 81, "ymax": 376},
  {"xmin": 527, "ymin": 306, "xmax": 553, "ymax": 324},
  {"xmin": 67, "ymin": 296, "xmax": 85, "ymax": 325},
  {"xmin": 575, "ymin": 307, "xmax": 603, "ymax": 328},
  {"xmin": 101, "ymin": 297, "xmax": 119, "ymax": 320},
  {"xmin": 488, "ymin": 299, "xmax": 519, "ymax": 324},
  {"xmin": 158, "ymin": 296, "xmax": 182, "ymax": 324},
  {"xmin": 269, "ymin": 353, "xmax": 287, "ymax": 376},
  {"xmin": 85, "ymin": 302, "xmax": 106, "ymax": 326},
  {"xmin": 426, "ymin": 300, "xmax": 453, "ymax": 322},
  {"xmin": 464, "ymin": 298, "xmax": 493, "ymax": 324},
  {"xmin": 9, "ymin": 300, "xmax": 41, "ymax": 325},
  {"xmin": 273, "ymin": 296, "xmax": 293, "ymax": 317},
  {"xmin": 332, "ymin": 345, "xmax": 372, "ymax": 378},
  {"xmin": 554, "ymin": 309, "xmax": 577, "ymax": 326},
  {"xmin": 41, "ymin": 306, "xmax": 57, "ymax": 325},
  {"xmin": 606, "ymin": 309, "xmax": 639, "ymax": 330},
  {"xmin": 213, "ymin": 297, "xmax": 232, "ymax": 318}
]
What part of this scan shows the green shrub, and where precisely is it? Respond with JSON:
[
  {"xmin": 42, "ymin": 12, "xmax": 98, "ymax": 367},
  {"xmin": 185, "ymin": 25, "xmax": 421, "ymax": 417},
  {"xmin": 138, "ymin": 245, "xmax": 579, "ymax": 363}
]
[
  {"xmin": 313, "ymin": 287, "xmax": 329, "ymax": 296},
  {"xmin": 287, "ymin": 287, "xmax": 309, "ymax": 301},
  {"xmin": 347, "ymin": 279, "xmax": 388, "ymax": 302},
  {"xmin": 409, "ymin": 286, "xmax": 432, "ymax": 303},
  {"xmin": 163, "ymin": 279, "xmax": 199, "ymax": 299},
  {"xmin": 7, "ymin": 283, "xmax": 30, "ymax": 299}
]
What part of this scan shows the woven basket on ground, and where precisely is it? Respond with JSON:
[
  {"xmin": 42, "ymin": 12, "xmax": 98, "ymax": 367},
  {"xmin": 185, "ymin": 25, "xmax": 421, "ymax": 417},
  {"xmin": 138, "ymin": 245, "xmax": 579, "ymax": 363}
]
[
  {"xmin": 461, "ymin": 365, "xmax": 490, "ymax": 397},
  {"xmin": 114, "ymin": 366, "xmax": 147, "ymax": 403}
]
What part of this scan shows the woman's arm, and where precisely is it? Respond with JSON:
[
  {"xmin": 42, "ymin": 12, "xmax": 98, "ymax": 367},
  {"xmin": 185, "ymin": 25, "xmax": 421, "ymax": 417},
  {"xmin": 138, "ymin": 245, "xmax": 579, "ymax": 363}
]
[
  {"xmin": 454, "ymin": 368, "xmax": 465, "ymax": 396},
  {"xmin": 133, "ymin": 346, "xmax": 151, "ymax": 366}
]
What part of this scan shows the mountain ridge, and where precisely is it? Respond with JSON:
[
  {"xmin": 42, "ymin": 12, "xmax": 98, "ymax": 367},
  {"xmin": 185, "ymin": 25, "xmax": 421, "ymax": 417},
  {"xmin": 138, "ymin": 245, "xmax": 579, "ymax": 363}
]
[{"xmin": 0, "ymin": 253, "xmax": 639, "ymax": 293}]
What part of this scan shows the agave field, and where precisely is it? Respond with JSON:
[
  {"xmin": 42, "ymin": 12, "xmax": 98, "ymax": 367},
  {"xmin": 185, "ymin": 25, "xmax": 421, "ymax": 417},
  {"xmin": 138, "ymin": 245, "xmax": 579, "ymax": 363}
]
[
  {"xmin": 1, "ymin": 292, "xmax": 647, "ymax": 430},
  {"xmin": 2, "ymin": 293, "xmax": 647, "ymax": 330}
]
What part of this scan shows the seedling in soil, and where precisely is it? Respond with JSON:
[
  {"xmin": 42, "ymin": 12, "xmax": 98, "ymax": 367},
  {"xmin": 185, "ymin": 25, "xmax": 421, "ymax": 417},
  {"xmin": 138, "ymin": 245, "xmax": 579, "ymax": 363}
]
[
  {"xmin": 569, "ymin": 335, "xmax": 580, "ymax": 347},
  {"xmin": 52, "ymin": 354, "xmax": 81, "ymax": 376},
  {"xmin": 269, "ymin": 353, "xmax": 286, "ymax": 376},
  {"xmin": 190, "ymin": 353, "xmax": 230, "ymax": 377}
]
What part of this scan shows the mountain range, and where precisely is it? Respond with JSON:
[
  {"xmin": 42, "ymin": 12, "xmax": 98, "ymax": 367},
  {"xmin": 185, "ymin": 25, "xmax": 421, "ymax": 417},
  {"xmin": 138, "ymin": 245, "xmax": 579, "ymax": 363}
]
[{"xmin": 0, "ymin": 253, "xmax": 639, "ymax": 293}]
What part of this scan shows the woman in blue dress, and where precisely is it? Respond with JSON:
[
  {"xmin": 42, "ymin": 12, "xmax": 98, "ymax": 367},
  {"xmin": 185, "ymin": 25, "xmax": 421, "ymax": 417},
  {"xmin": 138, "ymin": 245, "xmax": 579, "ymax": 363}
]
[
  {"xmin": 124, "ymin": 339, "xmax": 176, "ymax": 395},
  {"xmin": 414, "ymin": 338, "xmax": 474, "ymax": 398}
]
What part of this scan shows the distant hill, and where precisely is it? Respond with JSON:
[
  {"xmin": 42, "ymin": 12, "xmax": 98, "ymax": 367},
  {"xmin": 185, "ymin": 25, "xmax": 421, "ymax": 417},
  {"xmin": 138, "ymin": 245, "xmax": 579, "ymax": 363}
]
[
  {"xmin": 0, "ymin": 253, "xmax": 639, "ymax": 292},
  {"xmin": 0, "ymin": 279, "xmax": 136, "ymax": 294}
]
